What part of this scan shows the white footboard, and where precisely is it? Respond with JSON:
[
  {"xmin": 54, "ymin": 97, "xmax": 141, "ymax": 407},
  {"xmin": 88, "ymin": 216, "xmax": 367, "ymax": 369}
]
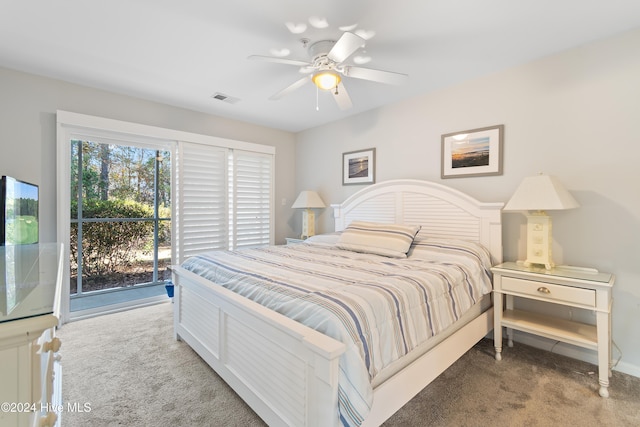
[{"xmin": 172, "ymin": 266, "xmax": 346, "ymax": 427}]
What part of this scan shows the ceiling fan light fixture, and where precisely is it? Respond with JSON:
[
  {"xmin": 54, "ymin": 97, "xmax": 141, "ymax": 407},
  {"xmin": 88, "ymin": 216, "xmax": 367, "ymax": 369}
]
[{"xmin": 312, "ymin": 71, "xmax": 341, "ymax": 90}]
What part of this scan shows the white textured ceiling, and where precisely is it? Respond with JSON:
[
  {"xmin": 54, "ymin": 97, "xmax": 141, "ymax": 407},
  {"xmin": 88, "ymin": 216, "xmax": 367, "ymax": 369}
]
[{"xmin": 1, "ymin": 0, "xmax": 640, "ymax": 132}]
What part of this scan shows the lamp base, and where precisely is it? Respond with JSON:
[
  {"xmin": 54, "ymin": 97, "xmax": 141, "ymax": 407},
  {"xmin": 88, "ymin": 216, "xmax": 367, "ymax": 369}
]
[
  {"xmin": 300, "ymin": 209, "xmax": 316, "ymax": 240},
  {"xmin": 523, "ymin": 260, "xmax": 555, "ymax": 270},
  {"xmin": 524, "ymin": 212, "xmax": 554, "ymax": 270}
]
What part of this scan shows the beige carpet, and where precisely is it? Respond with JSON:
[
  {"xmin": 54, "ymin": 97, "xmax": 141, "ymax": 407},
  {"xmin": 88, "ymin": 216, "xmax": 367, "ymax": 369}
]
[{"xmin": 58, "ymin": 302, "xmax": 640, "ymax": 426}]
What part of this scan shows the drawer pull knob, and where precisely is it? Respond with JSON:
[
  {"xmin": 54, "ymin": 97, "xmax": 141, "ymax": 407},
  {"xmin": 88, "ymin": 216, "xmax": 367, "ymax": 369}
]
[
  {"xmin": 537, "ymin": 286, "xmax": 551, "ymax": 294},
  {"xmin": 39, "ymin": 412, "xmax": 57, "ymax": 427},
  {"xmin": 43, "ymin": 337, "xmax": 62, "ymax": 353}
]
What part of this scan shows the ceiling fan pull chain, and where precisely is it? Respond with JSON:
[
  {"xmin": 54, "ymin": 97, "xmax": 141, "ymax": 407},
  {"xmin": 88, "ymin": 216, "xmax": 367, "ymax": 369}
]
[{"xmin": 316, "ymin": 85, "xmax": 320, "ymax": 111}]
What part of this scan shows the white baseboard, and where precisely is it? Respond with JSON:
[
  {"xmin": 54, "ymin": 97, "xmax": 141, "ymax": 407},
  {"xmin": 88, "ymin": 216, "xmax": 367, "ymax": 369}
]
[{"xmin": 509, "ymin": 331, "xmax": 640, "ymax": 379}]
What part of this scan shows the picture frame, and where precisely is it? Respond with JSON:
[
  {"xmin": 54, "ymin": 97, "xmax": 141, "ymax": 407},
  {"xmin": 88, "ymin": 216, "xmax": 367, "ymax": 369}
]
[
  {"xmin": 441, "ymin": 125, "xmax": 504, "ymax": 178},
  {"xmin": 342, "ymin": 148, "xmax": 376, "ymax": 185}
]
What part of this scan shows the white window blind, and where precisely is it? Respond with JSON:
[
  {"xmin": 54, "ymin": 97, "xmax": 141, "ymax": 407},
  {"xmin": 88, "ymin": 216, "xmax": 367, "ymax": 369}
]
[
  {"xmin": 231, "ymin": 150, "xmax": 274, "ymax": 249},
  {"xmin": 176, "ymin": 142, "xmax": 274, "ymax": 262},
  {"xmin": 177, "ymin": 142, "xmax": 229, "ymax": 260}
]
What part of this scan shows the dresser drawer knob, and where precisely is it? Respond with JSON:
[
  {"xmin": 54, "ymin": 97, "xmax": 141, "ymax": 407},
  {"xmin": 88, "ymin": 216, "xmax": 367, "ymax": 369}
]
[
  {"xmin": 537, "ymin": 286, "xmax": 551, "ymax": 294},
  {"xmin": 39, "ymin": 411, "xmax": 58, "ymax": 427},
  {"xmin": 43, "ymin": 337, "xmax": 62, "ymax": 353}
]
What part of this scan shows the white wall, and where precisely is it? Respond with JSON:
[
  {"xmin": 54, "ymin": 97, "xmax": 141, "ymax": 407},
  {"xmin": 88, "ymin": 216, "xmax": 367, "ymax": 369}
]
[
  {"xmin": 0, "ymin": 67, "xmax": 298, "ymax": 244},
  {"xmin": 295, "ymin": 28, "xmax": 640, "ymax": 376}
]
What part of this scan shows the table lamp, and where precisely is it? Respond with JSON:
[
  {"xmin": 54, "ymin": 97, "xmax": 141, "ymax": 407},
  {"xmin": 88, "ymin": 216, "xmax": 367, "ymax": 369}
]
[
  {"xmin": 291, "ymin": 190, "xmax": 326, "ymax": 239},
  {"xmin": 503, "ymin": 174, "xmax": 579, "ymax": 269}
]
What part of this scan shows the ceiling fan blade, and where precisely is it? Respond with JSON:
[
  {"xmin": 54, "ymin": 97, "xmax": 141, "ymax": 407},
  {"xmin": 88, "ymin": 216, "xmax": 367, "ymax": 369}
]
[
  {"xmin": 248, "ymin": 55, "xmax": 311, "ymax": 67},
  {"xmin": 343, "ymin": 66, "xmax": 408, "ymax": 85},
  {"xmin": 327, "ymin": 32, "xmax": 365, "ymax": 63},
  {"xmin": 331, "ymin": 82, "xmax": 352, "ymax": 110},
  {"xmin": 269, "ymin": 76, "xmax": 311, "ymax": 100}
]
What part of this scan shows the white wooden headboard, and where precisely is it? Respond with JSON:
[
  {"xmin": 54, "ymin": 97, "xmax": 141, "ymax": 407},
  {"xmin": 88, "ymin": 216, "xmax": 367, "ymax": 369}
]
[{"xmin": 331, "ymin": 179, "xmax": 504, "ymax": 263}]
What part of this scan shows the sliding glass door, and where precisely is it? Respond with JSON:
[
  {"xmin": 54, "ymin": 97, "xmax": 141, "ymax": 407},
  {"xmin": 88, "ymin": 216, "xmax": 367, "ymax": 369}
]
[{"xmin": 70, "ymin": 138, "xmax": 171, "ymax": 312}]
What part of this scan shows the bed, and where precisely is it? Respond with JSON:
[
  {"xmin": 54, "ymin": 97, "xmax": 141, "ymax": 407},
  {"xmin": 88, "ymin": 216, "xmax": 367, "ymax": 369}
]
[{"xmin": 172, "ymin": 179, "xmax": 503, "ymax": 426}]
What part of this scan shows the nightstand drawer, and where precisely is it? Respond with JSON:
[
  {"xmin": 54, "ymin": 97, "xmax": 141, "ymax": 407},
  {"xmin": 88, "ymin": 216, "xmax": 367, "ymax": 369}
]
[{"xmin": 501, "ymin": 276, "xmax": 595, "ymax": 307}]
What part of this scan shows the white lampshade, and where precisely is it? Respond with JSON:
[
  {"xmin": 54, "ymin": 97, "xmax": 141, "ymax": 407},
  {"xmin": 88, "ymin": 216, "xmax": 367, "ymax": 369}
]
[
  {"xmin": 503, "ymin": 174, "xmax": 579, "ymax": 212},
  {"xmin": 292, "ymin": 191, "xmax": 326, "ymax": 209}
]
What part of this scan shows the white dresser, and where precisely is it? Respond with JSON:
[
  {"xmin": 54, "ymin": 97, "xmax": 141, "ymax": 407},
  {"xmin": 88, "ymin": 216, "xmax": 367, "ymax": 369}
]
[{"xmin": 0, "ymin": 244, "xmax": 63, "ymax": 427}]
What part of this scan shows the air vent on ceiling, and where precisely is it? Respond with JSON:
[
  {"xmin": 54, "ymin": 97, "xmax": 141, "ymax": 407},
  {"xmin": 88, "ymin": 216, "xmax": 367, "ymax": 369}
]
[{"xmin": 211, "ymin": 92, "xmax": 240, "ymax": 104}]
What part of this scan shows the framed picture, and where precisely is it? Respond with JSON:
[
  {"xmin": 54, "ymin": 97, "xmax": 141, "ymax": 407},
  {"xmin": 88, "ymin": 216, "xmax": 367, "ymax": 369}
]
[
  {"xmin": 441, "ymin": 125, "xmax": 504, "ymax": 178},
  {"xmin": 343, "ymin": 148, "xmax": 376, "ymax": 185}
]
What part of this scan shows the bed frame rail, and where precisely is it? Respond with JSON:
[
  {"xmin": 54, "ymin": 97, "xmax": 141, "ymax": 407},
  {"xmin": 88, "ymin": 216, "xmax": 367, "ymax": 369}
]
[{"xmin": 361, "ymin": 309, "xmax": 493, "ymax": 426}]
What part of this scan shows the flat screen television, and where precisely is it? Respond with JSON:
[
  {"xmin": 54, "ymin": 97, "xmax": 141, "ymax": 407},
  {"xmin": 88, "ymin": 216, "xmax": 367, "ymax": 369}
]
[
  {"xmin": 1, "ymin": 176, "xmax": 39, "ymax": 317},
  {"xmin": 1, "ymin": 176, "xmax": 39, "ymax": 246}
]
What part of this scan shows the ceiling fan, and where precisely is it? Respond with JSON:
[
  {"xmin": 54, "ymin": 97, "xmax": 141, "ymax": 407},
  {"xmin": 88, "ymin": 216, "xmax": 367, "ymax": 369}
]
[{"xmin": 249, "ymin": 31, "xmax": 408, "ymax": 110}]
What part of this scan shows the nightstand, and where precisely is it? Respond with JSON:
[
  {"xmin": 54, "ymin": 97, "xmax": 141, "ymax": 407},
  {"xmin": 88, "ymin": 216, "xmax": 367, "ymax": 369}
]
[
  {"xmin": 285, "ymin": 237, "xmax": 305, "ymax": 245},
  {"xmin": 492, "ymin": 262, "xmax": 614, "ymax": 397}
]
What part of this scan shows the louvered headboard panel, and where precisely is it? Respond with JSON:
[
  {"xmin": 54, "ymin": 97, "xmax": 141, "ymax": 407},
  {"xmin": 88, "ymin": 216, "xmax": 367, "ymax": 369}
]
[
  {"xmin": 341, "ymin": 192, "xmax": 396, "ymax": 225},
  {"xmin": 401, "ymin": 192, "xmax": 481, "ymax": 241},
  {"xmin": 331, "ymin": 179, "xmax": 504, "ymax": 263}
]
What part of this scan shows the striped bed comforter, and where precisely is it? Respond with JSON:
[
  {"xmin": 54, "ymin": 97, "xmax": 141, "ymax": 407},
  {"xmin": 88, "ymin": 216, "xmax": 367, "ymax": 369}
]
[{"xmin": 180, "ymin": 237, "xmax": 493, "ymax": 426}]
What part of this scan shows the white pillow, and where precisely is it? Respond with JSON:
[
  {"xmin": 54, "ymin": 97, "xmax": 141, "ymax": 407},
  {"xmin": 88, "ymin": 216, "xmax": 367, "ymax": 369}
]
[
  {"xmin": 304, "ymin": 233, "xmax": 341, "ymax": 246},
  {"xmin": 336, "ymin": 221, "xmax": 421, "ymax": 258}
]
